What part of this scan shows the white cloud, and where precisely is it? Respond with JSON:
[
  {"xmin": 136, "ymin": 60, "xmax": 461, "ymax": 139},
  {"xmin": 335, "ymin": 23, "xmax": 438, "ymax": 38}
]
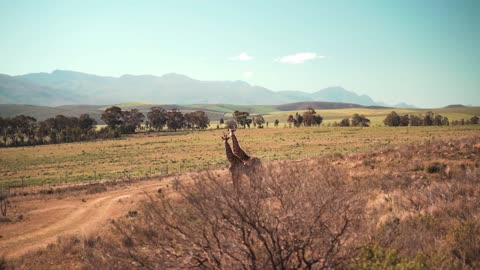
[
  {"xmin": 230, "ymin": 52, "xmax": 254, "ymax": 61},
  {"xmin": 276, "ymin": 52, "xmax": 323, "ymax": 64},
  {"xmin": 243, "ymin": 71, "xmax": 253, "ymax": 78}
]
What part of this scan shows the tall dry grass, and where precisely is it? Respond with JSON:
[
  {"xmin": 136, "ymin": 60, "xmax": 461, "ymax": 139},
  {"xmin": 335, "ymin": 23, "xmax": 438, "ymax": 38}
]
[{"xmin": 8, "ymin": 135, "xmax": 480, "ymax": 270}]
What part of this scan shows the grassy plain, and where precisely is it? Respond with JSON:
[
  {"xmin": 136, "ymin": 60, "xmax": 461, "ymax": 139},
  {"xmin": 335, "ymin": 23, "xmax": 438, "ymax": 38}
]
[
  {"xmin": 261, "ymin": 107, "xmax": 480, "ymax": 126},
  {"xmin": 1, "ymin": 124, "xmax": 479, "ymax": 187}
]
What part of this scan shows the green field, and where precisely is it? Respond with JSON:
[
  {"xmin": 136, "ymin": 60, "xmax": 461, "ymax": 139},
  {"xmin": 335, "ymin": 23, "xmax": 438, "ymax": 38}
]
[
  {"xmin": 261, "ymin": 107, "xmax": 480, "ymax": 126},
  {"xmin": 1, "ymin": 124, "xmax": 479, "ymax": 187}
]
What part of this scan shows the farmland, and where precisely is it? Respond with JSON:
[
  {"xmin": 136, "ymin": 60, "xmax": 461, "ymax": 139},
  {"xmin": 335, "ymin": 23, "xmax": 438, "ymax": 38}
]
[{"xmin": 1, "ymin": 124, "xmax": 479, "ymax": 187}]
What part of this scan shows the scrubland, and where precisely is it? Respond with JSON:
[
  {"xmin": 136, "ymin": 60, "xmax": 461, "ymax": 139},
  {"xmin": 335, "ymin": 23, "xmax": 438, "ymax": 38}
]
[{"xmin": 3, "ymin": 133, "xmax": 479, "ymax": 269}]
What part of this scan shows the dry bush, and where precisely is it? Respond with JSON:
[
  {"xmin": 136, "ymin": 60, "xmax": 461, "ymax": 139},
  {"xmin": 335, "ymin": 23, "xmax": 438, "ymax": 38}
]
[
  {"xmin": 85, "ymin": 161, "xmax": 366, "ymax": 269},
  {"xmin": 361, "ymin": 136, "xmax": 480, "ymax": 269}
]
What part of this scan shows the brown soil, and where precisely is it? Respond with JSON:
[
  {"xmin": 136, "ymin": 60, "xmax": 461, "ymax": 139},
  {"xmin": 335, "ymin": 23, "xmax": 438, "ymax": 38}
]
[{"xmin": 0, "ymin": 174, "xmax": 196, "ymax": 258}]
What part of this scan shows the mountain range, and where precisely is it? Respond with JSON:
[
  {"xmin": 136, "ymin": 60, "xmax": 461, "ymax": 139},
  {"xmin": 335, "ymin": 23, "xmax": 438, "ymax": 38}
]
[{"xmin": 0, "ymin": 70, "xmax": 414, "ymax": 108}]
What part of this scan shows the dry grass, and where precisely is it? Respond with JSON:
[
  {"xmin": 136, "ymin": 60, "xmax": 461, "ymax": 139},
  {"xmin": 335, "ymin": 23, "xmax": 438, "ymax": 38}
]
[
  {"xmin": 8, "ymin": 135, "xmax": 480, "ymax": 269},
  {"xmin": 1, "ymin": 125, "xmax": 479, "ymax": 188}
]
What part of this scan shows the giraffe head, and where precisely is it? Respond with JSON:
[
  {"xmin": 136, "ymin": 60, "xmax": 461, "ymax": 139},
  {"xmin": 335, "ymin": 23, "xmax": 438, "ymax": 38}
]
[
  {"xmin": 221, "ymin": 133, "xmax": 230, "ymax": 142},
  {"xmin": 229, "ymin": 128, "xmax": 237, "ymax": 137}
]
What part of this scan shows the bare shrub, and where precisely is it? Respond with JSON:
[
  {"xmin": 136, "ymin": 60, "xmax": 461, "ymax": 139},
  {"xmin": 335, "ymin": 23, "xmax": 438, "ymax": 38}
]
[
  {"xmin": 425, "ymin": 161, "xmax": 445, "ymax": 174},
  {"xmin": 0, "ymin": 255, "xmax": 8, "ymax": 270},
  {"xmin": 0, "ymin": 189, "xmax": 9, "ymax": 217},
  {"xmin": 92, "ymin": 161, "xmax": 366, "ymax": 269}
]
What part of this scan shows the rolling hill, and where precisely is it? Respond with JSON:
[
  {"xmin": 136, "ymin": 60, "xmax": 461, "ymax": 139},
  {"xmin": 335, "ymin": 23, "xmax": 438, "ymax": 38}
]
[{"xmin": 1, "ymin": 70, "xmax": 393, "ymax": 107}]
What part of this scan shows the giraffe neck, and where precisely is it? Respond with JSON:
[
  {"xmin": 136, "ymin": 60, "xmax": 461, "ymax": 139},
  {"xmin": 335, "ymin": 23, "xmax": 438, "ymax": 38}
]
[
  {"xmin": 224, "ymin": 140, "xmax": 242, "ymax": 165},
  {"xmin": 231, "ymin": 132, "xmax": 251, "ymax": 161}
]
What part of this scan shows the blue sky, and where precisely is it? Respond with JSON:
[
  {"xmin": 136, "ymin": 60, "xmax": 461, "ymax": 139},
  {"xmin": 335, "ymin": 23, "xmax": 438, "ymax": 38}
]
[{"xmin": 0, "ymin": 0, "xmax": 479, "ymax": 107}]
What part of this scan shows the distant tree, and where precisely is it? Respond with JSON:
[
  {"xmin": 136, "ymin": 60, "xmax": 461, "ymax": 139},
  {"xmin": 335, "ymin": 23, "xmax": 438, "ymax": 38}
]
[
  {"xmin": 383, "ymin": 111, "xmax": 401, "ymax": 126},
  {"xmin": 339, "ymin": 118, "xmax": 350, "ymax": 127},
  {"xmin": 101, "ymin": 106, "xmax": 124, "ymax": 129},
  {"xmin": 166, "ymin": 109, "xmax": 185, "ymax": 131},
  {"xmin": 79, "ymin": 114, "xmax": 97, "ymax": 131},
  {"xmin": 233, "ymin": 111, "xmax": 250, "ymax": 128},
  {"xmin": 122, "ymin": 109, "xmax": 145, "ymax": 133},
  {"xmin": 49, "ymin": 130, "xmax": 57, "ymax": 144},
  {"xmin": 147, "ymin": 107, "xmax": 168, "ymax": 131},
  {"xmin": 0, "ymin": 117, "xmax": 6, "ymax": 146},
  {"xmin": 287, "ymin": 114, "xmax": 297, "ymax": 128},
  {"xmin": 302, "ymin": 108, "xmax": 323, "ymax": 127},
  {"xmin": 219, "ymin": 118, "xmax": 224, "ymax": 125},
  {"xmin": 274, "ymin": 119, "xmax": 279, "ymax": 127},
  {"xmin": 399, "ymin": 114, "xmax": 410, "ymax": 126},
  {"xmin": 253, "ymin": 115, "xmax": 265, "ymax": 128},
  {"xmin": 441, "ymin": 116, "xmax": 449, "ymax": 126},
  {"xmin": 295, "ymin": 113, "xmax": 303, "ymax": 127},
  {"xmin": 471, "ymin": 116, "xmax": 479, "ymax": 125},
  {"xmin": 185, "ymin": 111, "xmax": 210, "ymax": 129},
  {"xmin": 12, "ymin": 115, "xmax": 37, "ymax": 145},
  {"xmin": 433, "ymin": 114, "xmax": 444, "ymax": 126},
  {"xmin": 351, "ymin": 114, "xmax": 370, "ymax": 127},
  {"xmin": 195, "ymin": 111, "xmax": 210, "ymax": 129},
  {"xmin": 409, "ymin": 114, "xmax": 422, "ymax": 126},
  {"xmin": 423, "ymin": 111, "xmax": 434, "ymax": 126},
  {"xmin": 225, "ymin": 119, "xmax": 237, "ymax": 129}
]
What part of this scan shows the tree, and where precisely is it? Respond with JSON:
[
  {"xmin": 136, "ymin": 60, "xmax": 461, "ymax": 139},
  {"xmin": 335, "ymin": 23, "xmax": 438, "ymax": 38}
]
[
  {"xmin": 441, "ymin": 116, "xmax": 449, "ymax": 126},
  {"xmin": 423, "ymin": 111, "xmax": 434, "ymax": 126},
  {"xmin": 122, "ymin": 109, "xmax": 145, "ymax": 133},
  {"xmin": 399, "ymin": 114, "xmax": 410, "ymax": 126},
  {"xmin": 384, "ymin": 111, "xmax": 401, "ymax": 126},
  {"xmin": 219, "ymin": 118, "xmax": 224, "ymax": 125},
  {"xmin": 253, "ymin": 115, "xmax": 265, "ymax": 128},
  {"xmin": 295, "ymin": 112, "xmax": 303, "ymax": 127},
  {"xmin": 79, "ymin": 114, "xmax": 97, "ymax": 131},
  {"xmin": 233, "ymin": 111, "xmax": 250, "ymax": 128},
  {"xmin": 302, "ymin": 108, "xmax": 323, "ymax": 126},
  {"xmin": 287, "ymin": 114, "xmax": 297, "ymax": 128},
  {"xmin": 101, "ymin": 106, "xmax": 124, "ymax": 129},
  {"xmin": 339, "ymin": 118, "xmax": 350, "ymax": 127},
  {"xmin": 471, "ymin": 116, "xmax": 479, "ymax": 125},
  {"xmin": 433, "ymin": 114, "xmax": 444, "ymax": 126},
  {"xmin": 351, "ymin": 114, "xmax": 370, "ymax": 127},
  {"xmin": 0, "ymin": 117, "xmax": 7, "ymax": 146},
  {"xmin": 225, "ymin": 119, "xmax": 237, "ymax": 129},
  {"xmin": 166, "ymin": 109, "xmax": 185, "ymax": 131},
  {"xmin": 185, "ymin": 111, "xmax": 210, "ymax": 129},
  {"xmin": 409, "ymin": 114, "xmax": 422, "ymax": 126},
  {"xmin": 147, "ymin": 107, "xmax": 168, "ymax": 131},
  {"xmin": 11, "ymin": 115, "xmax": 37, "ymax": 145},
  {"xmin": 274, "ymin": 119, "xmax": 279, "ymax": 127}
]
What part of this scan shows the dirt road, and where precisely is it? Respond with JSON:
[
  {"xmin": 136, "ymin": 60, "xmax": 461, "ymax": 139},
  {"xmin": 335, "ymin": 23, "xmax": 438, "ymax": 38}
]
[{"xmin": 0, "ymin": 177, "xmax": 174, "ymax": 258}]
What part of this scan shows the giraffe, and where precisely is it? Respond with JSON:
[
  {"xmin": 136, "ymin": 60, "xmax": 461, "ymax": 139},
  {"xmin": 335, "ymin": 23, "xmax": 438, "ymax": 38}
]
[
  {"xmin": 221, "ymin": 133, "xmax": 244, "ymax": 190},
  {"xmin": 229, "ymin": 128, "xmax": 262, "ymax": 168},
  {"xmin": 229, "ymin": 128, "xmax": 251, "ymax": 161}
]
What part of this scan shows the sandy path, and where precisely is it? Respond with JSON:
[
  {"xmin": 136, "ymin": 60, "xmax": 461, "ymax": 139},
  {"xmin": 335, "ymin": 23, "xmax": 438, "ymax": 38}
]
[{"xmin": 0, "ymin": 178, "xmax": 170, "ymax": 258}]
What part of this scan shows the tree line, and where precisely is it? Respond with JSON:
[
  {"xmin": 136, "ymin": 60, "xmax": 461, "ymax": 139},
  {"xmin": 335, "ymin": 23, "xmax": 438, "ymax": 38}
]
[
  {"xmin": 0, "ymin": 114, "xmax": 98, "ymax": 147},
  {"xmin": 330, "ymin": 113, "xmax": 371, "ymax": 127},
  {"xmin": 383, "ymin": 111, "xmax": 479, "ymax": 127},
  {"xmin": 0, "ymin": 106, "xmax": 210, "ymax": 147}
]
